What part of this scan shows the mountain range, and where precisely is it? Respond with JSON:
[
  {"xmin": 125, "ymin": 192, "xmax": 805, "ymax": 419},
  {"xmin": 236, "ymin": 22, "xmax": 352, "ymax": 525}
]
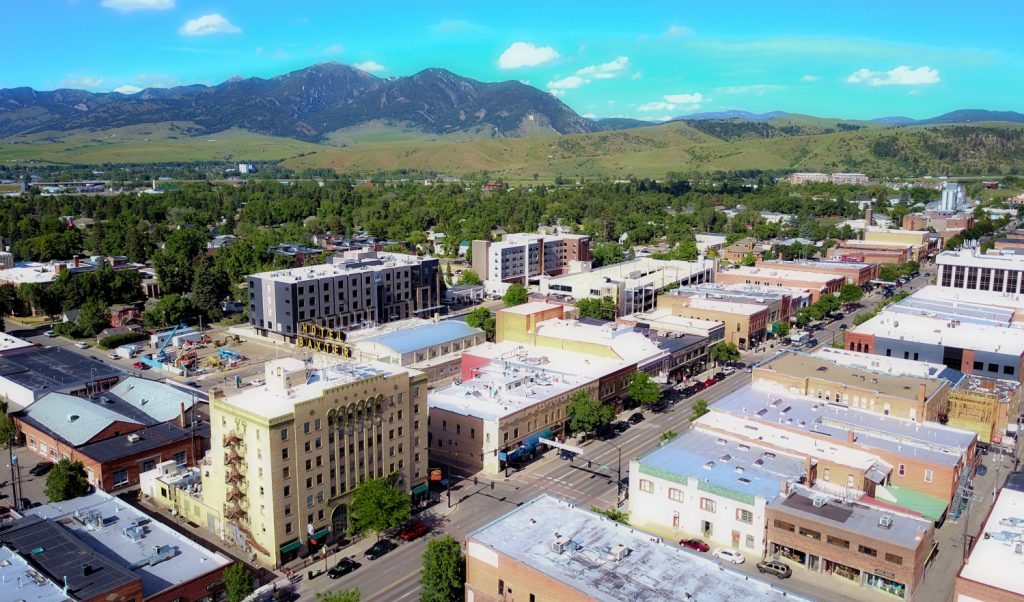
[{"xmin": 1, "ymin": 62, "xmax": 1022, "ymax": 144}]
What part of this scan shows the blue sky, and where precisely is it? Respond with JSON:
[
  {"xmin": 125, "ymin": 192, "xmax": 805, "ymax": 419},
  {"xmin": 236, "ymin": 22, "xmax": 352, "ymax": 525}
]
[{"xmin": 6, "ymin": 0, "xmax": 1023, "ymax": 120}]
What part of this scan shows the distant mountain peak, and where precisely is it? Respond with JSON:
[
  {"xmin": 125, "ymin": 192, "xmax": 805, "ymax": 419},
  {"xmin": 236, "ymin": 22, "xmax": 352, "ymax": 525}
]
[{"xmin": 674, "ymin": 110, "xmax": 787, "ymax": 122}]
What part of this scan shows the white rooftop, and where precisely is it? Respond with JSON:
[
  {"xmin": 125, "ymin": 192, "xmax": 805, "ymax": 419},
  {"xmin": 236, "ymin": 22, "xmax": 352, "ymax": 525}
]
[
  {"xmin": 469, "ymin": 494, "xmax": 805, "ymax": 602},
  {"xmin": 500, "ymin": 301, "xmax": 561, "ymax": 315},
  {"xmin": 938, "ymin": 246, "xmax": 1024, "ymax": 268},
  {"xmin": 912, "ymin": 284, "xmax": 1024, "ymax": 311},
  {"xmin": 623, "ymin": 309, "xmax": 724, "ymax": 332},
  {"xmin": 251, "ymin": 251, "xmax": 428, "ymax": 284},
  {"xmin": 851, "ymin": 308, "xmax": 1024, "ymax": 355},
  {"xmin": 0, "ymin": 546, "xmax": 67, "ymax": 602},
  {"xmin": 532, "ymin": 319, "xmax": 667, "ymax": 365},
  {"xmin": 0, "ymin": 332, "xmax": 34, "ymax": 353},
  {"xmin": 0, "ymin": 262, "xmax": 61, "ymax": 284},
  {"xmin": 727, "ymin": 266, "xmax": 844, "ymax": 284},
  {"xmin": 682, "ymin": 296, "xmax": 768, "ymax": 316},
  {"xmin": 958, "ymin": 483, "xmax": 1024, "ymax": 596},
  {"xmin": 813, "ymin": 347, "xmax": 953, "ymax": 381}
]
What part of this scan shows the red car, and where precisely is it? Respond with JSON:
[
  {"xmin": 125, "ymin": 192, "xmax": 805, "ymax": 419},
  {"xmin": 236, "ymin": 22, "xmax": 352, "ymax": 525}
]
[
  {"xmin": 133, "ymin": 361, "xmax": 148, "ymax": 370},
  {"xmin": 398, "ymin": 521, "xmax": 430, "ymax": 541},
  {"xmin": 703, "ymin": 378, "xmax": 718, "ymax": 387},
  {"xmin": 679, "ymin": 538, "xmax": 710, "ymax": 553}
]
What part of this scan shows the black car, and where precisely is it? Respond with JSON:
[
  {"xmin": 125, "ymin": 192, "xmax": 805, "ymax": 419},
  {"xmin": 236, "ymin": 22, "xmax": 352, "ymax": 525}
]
[
  {"xmin": 714, "ymin": 372, "xmax": 726, "ymax": 381},
  {"xmin": 613, "ymin": 421, "xmax": 630, "ymax": 433},
  {"xmin": 328, "ymin": 558, "xmax": 361, "ymax": 579},
  {"xmin": 364, "ymin": 539, "xmax": 396, "ymax": 560},
  {"xmin": 29, "ymin": 462, "xmax": 53, "ymax": 477},
  {"xmin": 628, "ymin": 412, "xmax": 645, "ymax": 424},
  {"xmin": 595, "ymin": 424, "xmax": 616, "ymax": 440},
  {"xmin": 680, "ymin": 386, "xmax": 695, "ymax": 398}
]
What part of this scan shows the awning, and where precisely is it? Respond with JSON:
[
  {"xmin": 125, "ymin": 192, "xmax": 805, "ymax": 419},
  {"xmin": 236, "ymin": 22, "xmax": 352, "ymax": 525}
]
[
  {"xmin": 411, "ymin": 483, "xmax": 429, "ymax": 495},
  {"xmin": 311, "ymin": 528, "xmax": 330, "ymax": 541},
  {"xmin": 280, "ymin": 539, "xmax": 301, "ymax": 553}
]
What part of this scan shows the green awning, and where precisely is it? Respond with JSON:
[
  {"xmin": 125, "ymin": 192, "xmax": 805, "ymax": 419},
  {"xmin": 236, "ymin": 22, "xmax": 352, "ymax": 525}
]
[
  {"xmin": 877, "ymin": 484, "xmax": 948, "ymax": 522},
  {"xmin": 280, "ymin": 539, "xmax": 301, "ymax": 553},
  {"xmin": 411, "ymin": 483, "xmax": 429, "ymax": 495},
  {"xmin": 311, "ymin": 528, "xmax": 330, "ymax": 541}
]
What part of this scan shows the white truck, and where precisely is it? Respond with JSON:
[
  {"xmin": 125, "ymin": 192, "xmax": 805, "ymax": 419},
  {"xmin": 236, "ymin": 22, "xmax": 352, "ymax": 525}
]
[
  {"xmin": 117, "ymin": 343, "xmax": 142, "ymax": 359},
  {"xmin": 788, "ymin": 331, "xmax": 810, "ymax": 346}
]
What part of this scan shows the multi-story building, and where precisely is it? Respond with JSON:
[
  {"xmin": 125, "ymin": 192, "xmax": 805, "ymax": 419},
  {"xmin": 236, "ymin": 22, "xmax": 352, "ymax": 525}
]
[
  {"xmin": 7, "ymin": 490, "xmax": 232, "ymax": 602},
  {"xmin": 465, "ymin": 494, "xmax": 801, "ymax": 602},
  {"xmin": 788, "ymin": 172, "xmax": 830, "ymax": 185},
  {"xmin": 845, "ymin": 295, "xmax": 1024, "ymax": 381},
  {"xmin": 720, "ymin": 237, "xmax": 769, "ymax": 263},
  {"xmin": 247, "ymin": 250, "xmax": 441, "ymax": 341},
  {"xmin": 756, "ymin": 259, "xmax": 881, "ymax": 287},
  {"xmin": 716, "ymin": 266, "xmax": 844, "ymax": 303},
  {"xmin": 831, "ymin": 173, "xmax": 870, "ymax": 186},
  {"xmin": 471, "ymin": 233, "xmax": 590, "ymax": 286},
  {"xmin": 902, "ymin": 211, "xmax": 975, "ymax": 244},
  {"xmin": 863, "ymin": 228, "xmax": 939, "ymax": 256},
  {"xmin": 936, "ymin": 246, "xmax": 1024, "ymax": 296},
  {"xmin": 345, "ymin": 318, "xmax": 486, "ymax": 386},
  {"xmin": 629, "ymin": 430, "xmax": 805, "ymax": 556},
  {"xmin": 767, "ymin": 486, "xmax": 937, "ymax": 601},
  {"xmin": 538, "ymin": 256, "xmax": 716, "ymax": 316},
  {"xmin": 616, "ymin": 309, "xmax": 726, "ymax": 344},
  {"xmin": 827, "ymin": 241, "xmax": 919, "ymax": 265},
  {"xmin": 203, "ymin": 357, "xmax": 429, "ymax": 567},
  {"xmin": 657, "ymin": 288, "xmax": 771, "ymax": 350},
  {"xmin": 955, "ymin": 472, "xmax": 1024, "ymax": 602}
]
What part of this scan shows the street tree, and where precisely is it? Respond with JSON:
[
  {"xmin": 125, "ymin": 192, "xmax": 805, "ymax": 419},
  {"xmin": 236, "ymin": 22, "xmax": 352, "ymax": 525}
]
[
  {"xmin": 419, "ymin": 535, "xmax": 465, "ymax": 602},
  {"xmin": 576, "ymin": 296, "xmax": 616, "ymax": 320},
  {"xmin": 741, "ymin": 252, "xmax": 757, "ymax": 267},
  {"xmin": 45, "ymin": 459, "xmax": 91, "ymax": 502},
  {"xmin": 143, "ymin": 294, "xmax": 195, "ymax": 329},
  {"xmin": 628, "ymin": 371, "xmax": 661, "ymax": 406},
  {"xmin": 772, "ymin": 321, "xmax": 790, "ymax": 338},
  {"xmin": 465, "ymin": 306, "xmax": 495, "ymax": 341},
  {"xmin": 349, "ymin": 476, "xmax": 411, "ymax": 539},
  {"xmin": 223, "ymin": 563, "xmax": 254, "ymax": 602},
  {"xmin": 839, "ymin": 284, "xmax": 864, "ymax": 304},
  {"xmin": 710, "ymin": 342, "xmax": 740, "ymax": 365},
  {"xmin": 591, "ymin": 506, "xmax": 629, "ymax": 524},
  {"xmin": 458, "ymin": 269, "xmax": 483, "ymax": 286},
  {"xmin": 317, "ymin": 589, "xmax": 361, "ymax": 602},
  {"xmin": 502, "ymin": 283, "xmax": 528, "ymax": 307},
  {"xmin": 0, "ymin": 401, "xmax": 18, "ymax": 448},
  {"xmin": 690, "ymin": 399, "xmax": 710, "ymax": 421},
  {"xmin": 566, "ymin": 390, "xmax": 615, "ymax": 436}
]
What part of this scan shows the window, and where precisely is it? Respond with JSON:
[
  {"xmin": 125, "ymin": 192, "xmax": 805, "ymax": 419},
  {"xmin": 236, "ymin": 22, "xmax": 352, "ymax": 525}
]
[
  {"xmin": 799, "ymin": 527, "xmax": 821, "ymax": 541},
  {"xmin": 823, "ymin": 468, "xmax": 830, "ymax": 481},
  {"xmin": 284, "ymin": 504, "xmax": 292, "ymax": 516},
  {"xmin": 285, "ymin": 522, "xmax": 292, "ymax": 534},
  {"xmin": 280, "ymin": 428, "xmax": 289, "ymax": 441},
  {"xmin": 827, "ymin": 535, "xmax": 849, "ymax": 548},
  {"xmin": 700, "ymin": 498, "xmax": 716, "ymax": 513},
  {"xmin": 773, "ymin": 520, "xmax": 795, "ymax": 532},
  {"xmin": 885, "ymin": 553, "xmax": 903, "ymax": 566},
  {"xmin": 283, "ymin": 466, "xmax": 290, "ymax": 479},
  {"xmin": 173, "ymin": 451, "xmax": 186, "ymax": 467},
  {"xmin": 1005, "ymin": 365, "xmax": 1016, "ymax": 376},
  {"xmin": 989, "ymin": 363, "xmax": 999, "ymax": 373},
  {"xmin": 304, "ymin": 441, "xmax": 311, "ymax": 453},
  {"xmin": 974, "ymin": 361, "xmax": 984, "ymax": 370},
  {"xmin": 113, "ymin": 469, "xmax": 129, "ymax": 486},
  {"xmin": 668, "ymin": 488, "xmax": 683, "ymax": 502},
  {"xmin": 639, "ymin": 479, "xmax": 654, "ymax": 493},
  {"xmin": 283, "ymin": 486, "xmax": 291, "ymax": 497},
  {"xmin": 314, "ymin": 418, "xmax": 321, "ymax": 430},
  {"xmin": 736, "ymin": 509, "xmax": 753, "ymax": 524},
  {"xmin": 924, "ymin": 469, "xmax": 933, "ymax": 483},
  {"xmin": 847, "ymin": 474, "xmax": 855, "ymax": 488},
  {"xmin": 898, "ymin": 464, "xmax": 906, "ymax": 476},
  {"xmin": 858, "ymin": 544, "xmax": 877, "ymax": 557},
  {"xmin": 304, "ymin": 422, "xmax": 311, "ymax": 434},
  {"xmin": 306, "ymin": 495, "xmax": 314, "ymax": 507},
  {"xmin": 282, "ymin": 448, "xmax": 289, "ymax": 460}
]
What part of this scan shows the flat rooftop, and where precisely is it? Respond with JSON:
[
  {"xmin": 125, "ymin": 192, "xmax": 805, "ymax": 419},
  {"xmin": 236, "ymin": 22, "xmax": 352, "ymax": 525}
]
[
  {"xmin": 500, "ymin": 301, "xmax": 562, "ymax": 315},
  {"xmin": 0, "ymin": 347, "xmax": 121, "ymax": 403},
  {"xmin": 636, "ymin": 430, "xmax": 805, "ymax": 503},
  {"xmin": 532, "ymin": 319, "xmax": 666, "ymax": 365},
  {"xmin": 547, "ymin": 257, "xmax": 715, "ymax": 283},
  {"xmin": 726, "ymin": 266, "xmax": 843, "ymax": 283},
  {"xmin": 0, "ymin": 545, "xmax": 68, "ymax": 602},
  {"xmin": 759, "ymin": 259, "xmax": 876, "ymax": 271},
  {"xmin": 715, "ymin": 384, "xmax": 975, "ymax": 467},
  {"xmin": 219, "ymin": 359, "xmax": 405, "ymax": 419},
  {"xmin": 429, "ymin": 349, "xmax": 594, "ymax": 421},
  {"xmin": 813, "ymin": 347, "xmax": 963, "ymax": 384},
  {"xmin": 957, "ymin": 477, "xmax": 1024, "ymax": 595},
  {"xmin": 911, "ymin": 284, "xmax": 1024, "ymax": 311},
  {"xmin": 250, "ymin": 251, "xmax": 429, "ymax": 284},
  {"xmin": 20, "ymin": 490, "xmax": 231, "ymax": 599},
  {"xmin": 355, "ymin": 319, "xmax": 482, "ymax": 354},
  {"xmin": 773, "ymin": 486, "xmax": 932, "ymax": 550},
  {"xmin": 623, "ymin": 309, "xmax": 724, "ymax": 332},
  {"xmin": 0, "ymin": 331, "xmax": 34, "ymax": 353},
  {"xmin": 838, "ymin": 240, "xmax": 917, "ymax": 250},
  {"xmin": 851, "ymin": 308, "xmax": 1024, "ymax": 355},
  {"xmin": 681, "ymin": 296, "xmax": 768, "ymax": 316},
  {"xmin": 756, "ymin": 351, "xmax": 947, "ymax": 401},
  {"xmin": 937, "ymin": 246, "xmax": 1024, "ymax": 268},
  {"xmin": 469, "ymin": 494, "xmax": 803, "ymax": 602}
]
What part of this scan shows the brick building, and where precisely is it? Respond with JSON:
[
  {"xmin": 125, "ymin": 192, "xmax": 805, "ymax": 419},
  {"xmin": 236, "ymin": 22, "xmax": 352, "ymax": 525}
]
[
  {"xmin": 756, "ymin": 258, "xmax": 881, "ymax": 287},
  {"xmin": 955, "ymin": 472, "xmax": 1024, "ymax": 602},
  {"xmin": 657, "ymin": 288, "xmax": 771, "ymax": 350},
  {"xmin": 716, "ymin": 266, "xmax": 845, "ymax": 303}
]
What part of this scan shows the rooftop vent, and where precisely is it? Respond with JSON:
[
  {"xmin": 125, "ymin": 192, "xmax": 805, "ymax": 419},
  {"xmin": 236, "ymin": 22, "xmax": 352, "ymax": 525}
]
[
  {"xmin": 812, "ymin": 495, "xmax": 828, "ymax": 508},
  {"xmin": 608, "ymin": 543, "xmax": 631, "ymax": 562},
  {"xmin": 551, "ymin": 534, "xmax": 573, "ymax": 554},
  {"xmin": 67, "ymin": 414, "xmax": 80, "ymax": 423},
  {"xmin": 127, "ymin": 433, "xmax": 141, "ymax": 443},
  {"xmin": 879, "ymin": 514, "xmax": 894, "ymax": 529},
  {"xmin": 703, "ymin": 461, "xmax": 716, "ymax": 470}
]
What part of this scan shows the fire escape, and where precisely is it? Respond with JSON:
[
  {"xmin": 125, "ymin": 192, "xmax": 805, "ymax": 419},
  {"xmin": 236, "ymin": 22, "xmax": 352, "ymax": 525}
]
[{"xmin": 222, "ymin": 431, "xmax": 269, "ymax": 556}]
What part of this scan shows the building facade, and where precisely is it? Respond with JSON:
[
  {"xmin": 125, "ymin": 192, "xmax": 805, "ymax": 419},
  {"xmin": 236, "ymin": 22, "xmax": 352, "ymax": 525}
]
[
  {"xmin": 657, "ymin": 289, "xmax": 771, "ymax": 350},
  {"xmin": 471, "ymin": 233, "xmax": 590, "ymax": 285},
  {"xmin": 756, "ymin": 259, "xmax": 881, "ymax": 287}
]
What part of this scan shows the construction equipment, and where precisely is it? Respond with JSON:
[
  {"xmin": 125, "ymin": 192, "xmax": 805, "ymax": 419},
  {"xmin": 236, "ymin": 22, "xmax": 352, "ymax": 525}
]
[
  {"xmin": 174, "ymin": 350, "xmax": 198, "ymax": 368},
  {"xmin": 153, "ymin": 323, "xmax": 184, "ymax": 364}
]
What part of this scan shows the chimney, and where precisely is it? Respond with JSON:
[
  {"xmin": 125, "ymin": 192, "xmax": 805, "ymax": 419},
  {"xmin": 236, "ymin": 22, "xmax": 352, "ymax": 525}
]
[
  {"xmin": 73, "ymin": 255, "xmax": 80, "ymax": 268},
  {"xmin": 179, "ymin": 402, "xmax": 186, "ymax": 427},
  {"xmin": 847, "ymin": 430, "xmax": 855, "ymax": 443}
]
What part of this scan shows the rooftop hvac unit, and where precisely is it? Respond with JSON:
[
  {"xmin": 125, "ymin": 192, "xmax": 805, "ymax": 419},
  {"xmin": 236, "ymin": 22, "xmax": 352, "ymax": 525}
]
[
  {"xmin": 609, "ymin": 543, "xmax": 631, "ymax": 561},
  {"xmin": 551, "ymin": 534, "xmax": 573, "ymax": 554},
  {"xmin": 1015, "ymin": 541, "xmax": 1024, "ymax": 555},
  {"xmin": 127, "ymin": 433, "xmax": 141, "ymax": 443},
  {"xmin": 879, "ymin": 514, "xmax": 894, "ymax": 529},
  {"xmin": 811, "ymin": 495, "xmax": 828, "ymax": 508}
]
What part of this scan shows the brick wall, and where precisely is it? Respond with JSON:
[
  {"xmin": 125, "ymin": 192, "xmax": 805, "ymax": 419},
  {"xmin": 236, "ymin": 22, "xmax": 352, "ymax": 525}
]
[{"xmin": 466, "ymin": 538, "xmax": 596, "ymax": 602}]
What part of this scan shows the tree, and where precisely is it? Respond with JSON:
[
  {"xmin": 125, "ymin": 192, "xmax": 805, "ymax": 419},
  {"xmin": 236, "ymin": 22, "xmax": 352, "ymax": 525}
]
[
  {"xmin": 710, "ymin": 342, "xmax": 740, "ymax": 365},
  {"xmin": 740, "ymin": 252, "xmax": 757, "ymax": 267},
  {"xmin": 143, "ymin": 294, "xmax": 195, "ymax": 329},
  {"xmin": 690, "ymin": 399, "xmax": 710, "ymax": 421},
  {"xmin": 659, "ymin": 430, "xmax": 678, "ymax": 442},
  {"xmin": 465, "ymin": 306, "xmax": 495, "ymax": 341},
  {"xmin": 628, "ymin": 371, "xmax": 661, "ymax": 406},
  {"xmin": 152, "ymin": 228, "xmax": 210, "ymax": 295},
  {"xmin": 502, "ymin": 283, "xmax": 528, "ymax": 307},
  {"xmin": 566, "ymin": 390, "xmax": 614, "ymax": 436},
  {"xmin": 0, "ymin": 283, "xmax": 16, "ymax": 329},
  {"xmin": 444, "ymin": 263, "xmax": 454, "ymax": 285},
  {"xmin": 317, "ymin": 589, "xmax": 361, "ymax": 602},
  {"xmin": 839, "ymin": 283, "xmax": 864, "ymax": 304},
  {"xmin": 878, "ymin": 265, "xmax": 900, "ymax": 282},
  {"xmin": 590, "ymin": 242, "xmax": 625, "ymax": 267},
  {"xmin": 0, "ymin": 401, "xmax": 18, "ymax": 448},
  {"xmin": 191, "ymin": 256, "xmax": 228, "ymax": 319},
  {"xmin": 223, "ymin": 562, "xmax": 254, "ymax": 602},
  {"xmin": 419, "ymin": 535, "xmax": 465, "ymax": 602},
  {"xmin": 576, "ymin": 296, "xmax": 616, "ymax": 320},
  {"xmin": 591, "ymin": 506, "xmax": 629, "ymax": 524},
  {"xmin": 772, "ymin": 321, "xmax": 790, "ymax": 338},
  {"xmin": 44, "ymin": 459, "xmax": 91, "ymax": 502},
  {"xmin": 349, "ymin": 475, "xmax": 411, "ymax": 539},
  {"xmin": 458, "ymin": 269, "xmax": 482, "ymax": 286},
  {"xmin": 75, "ymin": 300, "xmax": 112, "ymax": 338}
]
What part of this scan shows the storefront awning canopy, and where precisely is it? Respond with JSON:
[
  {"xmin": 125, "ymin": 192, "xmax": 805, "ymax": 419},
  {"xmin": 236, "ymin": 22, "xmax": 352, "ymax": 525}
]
[
  {"xmin": 280, "ymin": 540, "xmax": 301, "ymax": 553},
  {"xmin": 311, "ymin": 528, "xmax": 330, "ymax": 541},
  {"xmin": 411, "ymin": 483, "xmax": 429, "ymax": 495}
]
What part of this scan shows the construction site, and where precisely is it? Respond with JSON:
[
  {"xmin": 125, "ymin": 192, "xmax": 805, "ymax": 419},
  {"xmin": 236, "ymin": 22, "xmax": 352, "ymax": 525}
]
[
  {"xmin": 947, "ymin": 375, "xmax": 1021, "ymax": 446},
  {"xmin": 127, "ymin": 324, "xmax": 254, "ymax": 379}
]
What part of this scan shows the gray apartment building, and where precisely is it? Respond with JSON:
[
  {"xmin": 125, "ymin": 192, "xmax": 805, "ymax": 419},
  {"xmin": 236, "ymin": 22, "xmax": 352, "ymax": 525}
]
[{"xmin": 248, "ymin": 251, "xmax": 441, "ymax": 340}]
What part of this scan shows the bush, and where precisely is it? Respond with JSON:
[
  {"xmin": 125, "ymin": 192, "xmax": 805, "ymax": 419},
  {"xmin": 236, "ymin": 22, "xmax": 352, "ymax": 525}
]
[{"xmin": 98, "ymin": 331, "xmax": 148, "ymax": 349}]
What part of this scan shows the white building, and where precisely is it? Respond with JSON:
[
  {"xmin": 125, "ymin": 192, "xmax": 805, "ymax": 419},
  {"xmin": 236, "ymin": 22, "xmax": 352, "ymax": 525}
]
[
  {"xmin": 238, "ymin": 163, "xmax": 254, "ymax": 174},
  {"xmin": 940, "ymin": 182, "xmax": 966, "ymax": 212},
  {"xmin": 936, "ymin": 246, "xmax": 1024, "ymax": 296},
  {"xmin": 629, "ymin": 430, "xmax": 805, "ymax": 557},
  {"xmin": 471, "ymin": 232, "xmax": 590, "ymax": 286},
  {"xmin": 955, "ymin": 473, "xmax": 1024, "ymax": 602}
]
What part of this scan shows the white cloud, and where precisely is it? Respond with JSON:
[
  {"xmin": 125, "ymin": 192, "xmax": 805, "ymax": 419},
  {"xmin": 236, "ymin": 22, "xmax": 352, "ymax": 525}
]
[
  {"xmin": 713, "ymin": 84, "xmax": 783, "ymax": 95},
  {"xmin": 582, "ymin": 113, "xmax": 597, "ymax": 119},
  {"xmin": 498, "ymin": 42, "xmax": 560, "ymax": 69},
  {"xmin": 801, "ymin": 74, "xmax": 820, "ymax": 82},
  {"xmin": 113, "ymin": 85, "xmax": 142, "ymax": 94},
  {"xmin": 664, "ymin": 92, "xmax": 703, "ymax": 104},
  {"xmin": 576, "ymin": 56, "xmax": 629, "ymax": 80},
  {"xmin": 638, "ymin": 101, "xmax": 675, "ymax": 112},
  {"xmin": 354, "ymin": 61, "xmax": 386, "ymax": 73},
  {"xmin": 846, "ymin": 65, "xmax": 940, "ymax": 86},
  {"xmin": 323, "ymin": 44, "xmax": 344, "ymax": 56},
  {"xmin": 63, "ymin": 76, "xmax": 103, "ymax": 89},
  {"xmin": 666, "ymin": 24, "xmax": 694, "ymax": 36},
  {"xmin": 549, "ymin": 89, "xmax": 566, "ymax": 98},
  {"xmin": 101, "ymin": 0, "xmax": 173, "ymax": 11},
  {"xmin": 546, "ymin": 75, "xmax": 586, "ymax": 90},
  {"xmin": 179, "ymin": 14, "xmax": 241, "ymax": 36}
]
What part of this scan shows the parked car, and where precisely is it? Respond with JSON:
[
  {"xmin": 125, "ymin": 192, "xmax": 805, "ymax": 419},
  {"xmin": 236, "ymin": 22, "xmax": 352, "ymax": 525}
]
[
  {"xmin": 628, "ymin": 412, "xmax": 645, "ymax": 424},
  {"xmin": 803, "ymin": 338, "xmax": 818, "ymax": 348},
  {"xmin": 613, "ymin": 421, "xmax": 630, "ymax": 434},
  {"xmin": 703, "ymin": 378, "xmax": 718, "ymax": 387},
  {"xmin": 680, "ymin": 386, "xmax": 696, "ymax": 398},
  {"xmin": 713, "ymin": 548, "xmax": 745, "ymax": 564},
  {"xmin": 714, "ymin": 372, "xmax": 727, "ymax": 381},
  {"xmin": 679, "ymin": 538, "xmax": 710, "ymax": 553},
  {"xmin": 721, "ymin": 366, "xmax": 736, "ymax": 376},
  {"xmin": 756, "ymin": 559, "xmax": 792, "ymax": 579},
  {"xmin": 596, "ymin": 424, "xmax": 617, "ymax": 440},
  {"xmin": 44, "ymin": 330, "xmax": 57, "ymax": 338},
  {"xmin": 74, "ymin": 342, "xmax": 89, "ymax": 349},
  {"xmin": 691, "ymin": 381, "xmax": 706, "ymax": 392},
  {"xmin": 328, "ymin": 558, "xmax": 360, "ymax": 579},
  {"xmin": 184, "ymin": 380, "xmax": 200, "ymax": 388},
  {"xmin": 398, "ymin": 521, "xmax": 430, "ymax": 541},
  {"xmin": 29, "ymin": 462, "xmax": 54, "ymax": 477},
  {"xmin": 364, "ymin": 539, "xmax": 396, "ymax": 560},
  {"xmin": 133, "ymin": 361, "xmax": 148, "ymax": 370},
  {"xmin": 250, "ymin": 379, "xmax": 266, "ymax": 387},
  {"xmin": 107, "ymin": 352, "xmax": 119, "ymax": 360}
]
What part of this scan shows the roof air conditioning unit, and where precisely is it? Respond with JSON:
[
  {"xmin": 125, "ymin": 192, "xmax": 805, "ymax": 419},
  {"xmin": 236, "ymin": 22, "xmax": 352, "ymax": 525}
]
[
  {"xmin": 812, "ymin": 495, "xmax": 828, "ymax": 508},
  {"xmin": 551, "ymin": 534, "xmax": 572, "ymax": 554},
  {"xmin": 879, "ymin": 514, "xmax": 894, "ymax": 529},
  {"xmin": 127, "ymin": 433, "xmax": 141, "ymax": 443}
]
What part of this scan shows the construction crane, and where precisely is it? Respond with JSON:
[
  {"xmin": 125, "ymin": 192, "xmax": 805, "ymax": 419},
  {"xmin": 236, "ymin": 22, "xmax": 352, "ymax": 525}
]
[{"xmin": 153, "ymin": 323, "xmax": 184, "ymax": 363}]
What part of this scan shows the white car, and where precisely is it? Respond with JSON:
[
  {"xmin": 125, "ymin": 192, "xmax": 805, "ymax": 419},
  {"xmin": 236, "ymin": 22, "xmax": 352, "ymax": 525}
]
[
  {"xmin": 44, "ymin": 330, "xmax": 57, "ymax": 338},
  {"xmin": 722, "ymin": 366, "xmax": 736, "ymax": 376},
  {"xmin": 250, "ymin": 379, "xmax": 266, "ymax": 387},
  {"xmin": 107, "ymin": 352, "xmax": 119, "ymax": 360},
  {"xmin": 713, "ymin": 548, "xmax": 745, "ymax": 564},
  {"xmin": 75, "ymin": 342, "xmax": 89, "ymax": 349}
]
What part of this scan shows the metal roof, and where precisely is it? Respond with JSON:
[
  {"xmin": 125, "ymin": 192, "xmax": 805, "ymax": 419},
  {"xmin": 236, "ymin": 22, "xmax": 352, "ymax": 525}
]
[
  {"xmin": 0, "ymin": 347, "xmax": 120, "ymax": 400},
  {"xmin": 107, "ymin": 377, "xmax": 197, "ymax": 423},
  {"xmin": 361, "ymin": 320, "xmax": 481, "ymax": 354},
  {"xmin": 21, "ymin": 392, "xmax": 141, "ymax": 446},
  {"xmin": 76, "ymin": 421, "xmax": 210, "ymax": 463}
]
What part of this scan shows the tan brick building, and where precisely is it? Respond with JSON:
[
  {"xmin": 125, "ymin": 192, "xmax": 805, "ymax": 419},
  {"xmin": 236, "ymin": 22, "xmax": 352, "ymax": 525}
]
[
  {"xmin": 756, "ymin": 258, "xmax": 881, "ymax": 286},
  {"xmin": 716, "ymin": 266, "xmax": 845, "ymax": 303},
  {"xmin": 658, "ymin": 289, "xmax": 770, "ymax": 350}
]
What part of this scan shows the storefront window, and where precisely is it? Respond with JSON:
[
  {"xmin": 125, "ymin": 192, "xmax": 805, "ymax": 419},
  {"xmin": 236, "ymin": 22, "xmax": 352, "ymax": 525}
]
[{"xmin": 866, "ymin": 573, "xmax": 906, "ymax": 599}]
